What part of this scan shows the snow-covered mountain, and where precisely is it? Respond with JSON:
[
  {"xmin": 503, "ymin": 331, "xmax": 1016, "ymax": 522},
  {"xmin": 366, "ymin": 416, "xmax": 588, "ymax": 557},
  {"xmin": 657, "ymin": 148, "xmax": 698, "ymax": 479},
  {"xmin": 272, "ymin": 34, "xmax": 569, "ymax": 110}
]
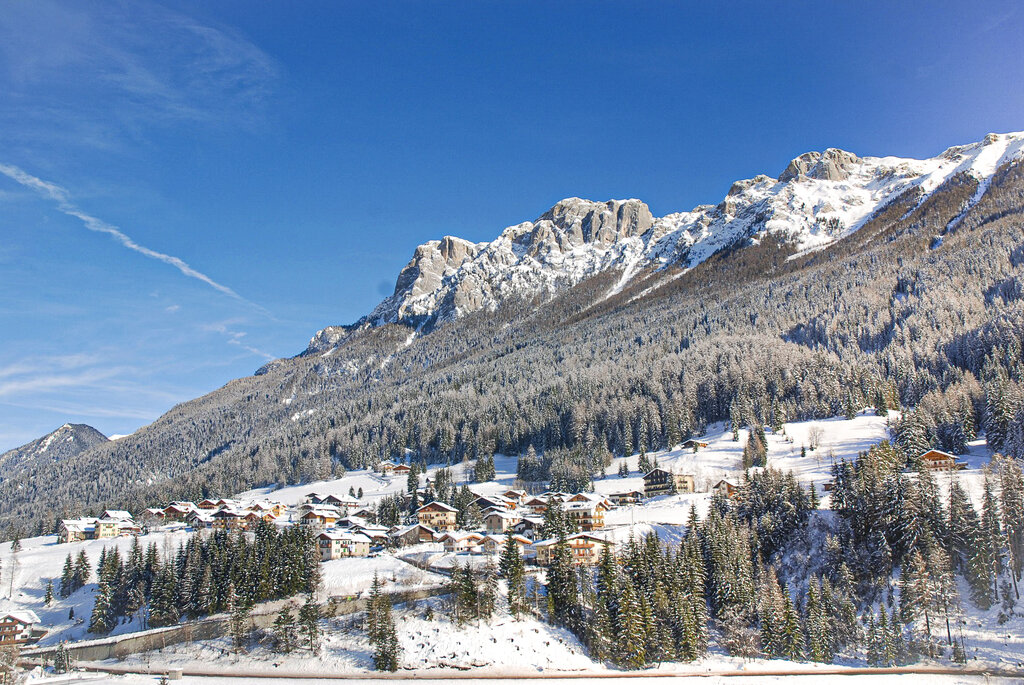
[
  {"xmin": 0, "ymin": 423, "xmax": 108, "ymax": 474},
  {"xmin": 308, "ymin": 131, "xmax": 1024, "ymax": 352}
]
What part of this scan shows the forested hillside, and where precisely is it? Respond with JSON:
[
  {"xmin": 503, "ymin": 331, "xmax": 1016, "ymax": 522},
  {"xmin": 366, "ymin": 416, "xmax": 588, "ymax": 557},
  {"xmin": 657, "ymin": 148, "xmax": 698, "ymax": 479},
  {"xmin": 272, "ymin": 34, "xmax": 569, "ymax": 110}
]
[{"xmin": 3, "ymin": 146, "xmax": 1024, "ymax": 537}]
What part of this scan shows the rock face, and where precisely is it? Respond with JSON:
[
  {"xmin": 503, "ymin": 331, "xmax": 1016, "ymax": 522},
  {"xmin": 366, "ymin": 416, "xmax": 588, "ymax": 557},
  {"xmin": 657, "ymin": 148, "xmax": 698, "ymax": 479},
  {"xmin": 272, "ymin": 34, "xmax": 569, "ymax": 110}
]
[
  {"xmin": 0, "ymin": 423, "xmax": 108, "ymax": 474},
  {"xmin": 304, "ymin": 131, "xmax": 1024, "ymax": 353}
]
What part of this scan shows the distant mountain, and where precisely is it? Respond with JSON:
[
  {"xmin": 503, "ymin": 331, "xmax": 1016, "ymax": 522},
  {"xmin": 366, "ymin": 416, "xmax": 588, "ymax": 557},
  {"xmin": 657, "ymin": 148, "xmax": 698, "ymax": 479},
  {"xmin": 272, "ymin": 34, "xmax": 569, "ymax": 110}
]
[
  {"xmin": 0, "ymin": 423, "xmax": 108, "ymax": 474},
  {"xmin": 306, "ymin": 131, "xmax": 1024, "ymax": 353},
  {"xmin": 4, "ymin": 130, "xmax": 1024, "ymax": 535}
]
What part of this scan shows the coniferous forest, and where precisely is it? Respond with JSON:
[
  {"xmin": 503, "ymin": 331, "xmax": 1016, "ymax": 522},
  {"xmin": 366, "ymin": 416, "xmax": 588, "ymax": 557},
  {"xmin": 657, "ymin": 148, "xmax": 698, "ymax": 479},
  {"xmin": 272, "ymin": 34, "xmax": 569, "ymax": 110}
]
[{"xmin": 4, "ymin": 159, "xmax": 1024, "ymax": 537}]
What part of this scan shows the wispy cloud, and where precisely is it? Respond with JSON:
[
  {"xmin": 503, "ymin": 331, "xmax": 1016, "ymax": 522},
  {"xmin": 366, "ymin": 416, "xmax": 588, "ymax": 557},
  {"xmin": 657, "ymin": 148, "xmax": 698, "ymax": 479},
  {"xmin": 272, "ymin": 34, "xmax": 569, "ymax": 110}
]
[
  {"xmin": 0, "ymin": 1, "xmax": 280, "ymax": 149},
  {"xmin": 202, "ymin": 320, "xmax": 276, "ymax": 361},
  {"xmin": 0, "ymin": 163, "xmax": 264, "ymax": 308}
]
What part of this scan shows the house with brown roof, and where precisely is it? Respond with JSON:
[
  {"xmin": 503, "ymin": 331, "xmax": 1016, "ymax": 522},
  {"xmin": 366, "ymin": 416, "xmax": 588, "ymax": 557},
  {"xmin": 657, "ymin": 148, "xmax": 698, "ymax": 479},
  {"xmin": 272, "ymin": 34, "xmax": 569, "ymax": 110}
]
[
  {"xmin": 712, "ymin": 479, "xmax": 738, "ymax": 498},
  {"xmin": 390, "ymin": 523, "xmax": 437, "ymax": 546},
  {"xmin": 416, "ymin": 501, "xmax": 458, "ymax": 532},
  {"xmin": 533, "ymin": 533, "xmax": 612, "ymax": 566},
  {"xmin": 318, "ymin": 531, "xmax": 371, "ymax": 560},
  {"xmin": 643, "ymin": 468, "xmax": 696, "ymax": 498},
  {"xmin": 0, "ymin": 611, "xmax": 43, "ymax": 646},
  {"xmin": 919, "ymin": 449, "xmax": 965, "ymax": 472}
]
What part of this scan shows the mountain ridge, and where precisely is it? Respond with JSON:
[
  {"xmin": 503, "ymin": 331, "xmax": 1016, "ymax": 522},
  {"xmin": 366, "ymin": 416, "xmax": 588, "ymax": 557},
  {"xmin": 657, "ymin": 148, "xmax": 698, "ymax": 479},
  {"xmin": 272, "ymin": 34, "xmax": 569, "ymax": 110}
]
[
  {"xmin": 305, "ymin": 131, "xmax": 1024, "ymax": 355},
  {"xmin": 0, "ymin": 423, "xmax": 108, "ymax": 475}
]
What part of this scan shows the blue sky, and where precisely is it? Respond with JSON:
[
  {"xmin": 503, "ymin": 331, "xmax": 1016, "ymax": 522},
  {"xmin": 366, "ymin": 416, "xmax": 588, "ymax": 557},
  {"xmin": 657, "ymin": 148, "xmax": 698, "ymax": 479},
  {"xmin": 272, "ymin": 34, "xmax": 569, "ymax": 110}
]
[{"xmin": 1, "ymin": 1, "xmax": 1022, "ymax": 451}]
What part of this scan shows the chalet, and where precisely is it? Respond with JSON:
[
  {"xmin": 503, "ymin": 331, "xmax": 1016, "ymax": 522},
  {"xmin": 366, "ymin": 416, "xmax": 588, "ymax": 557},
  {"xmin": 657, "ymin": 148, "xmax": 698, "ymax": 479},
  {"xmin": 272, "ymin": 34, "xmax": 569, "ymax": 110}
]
[
  {"xmin": 318, "ymin": 531, "xmax": 371, "ymax": 560},
  {"xmin": 392, "ymin": 463, "xmax": 412, "ymax": 475},
  {"xmin": 102, "ymin": 510, "xmax": 133, "ymax": 521},
  {"xmin": 533, "ymin": 533, "xmax": 612, "ymax": 566},
  {"xmin": 198, "ymin": 499, "xmax": 220, "ymax": 510},
  {"xmin": 712, "ymin": 479, "xmax": 738, "ymax": 498},
  {"xmin": 211, "ymin": 509, "xmax": 247, "ymax": 530},
  {"xmin": 643, "ymin": 468, "xmax": 696, "ymax": 498},
  {"xmin": 416, "ymin": 501, "xmax": 458, "ymax": 532},
  {"xmin": 0, "ymin": 611, "xmax": 43, "ymax": 646},
  {"xmin": 95, "ymin": 517, "xmax": 121, "ymax": 539},
  {"xmin": 481, "ymin": 534, "xmax": 531, "ymax": 555},
  {"xmin": 682, "ymin": 439, "xmax": 710, "ymax": 451},
  {"xmin": 608, "ymin": 490, "xmax": 645, "ymax": 506},
  {"xmin": 512, "ymin": 516, "xmax": 544, "ymax": 540},
  {"xmin": 441, "ymin": 532, "xmax": 485, "ymax": 553},
  {"xmin": 502, "ymin": 489, "xmax": 527, "ymax": 504},
  {"xmin": 58, "ymin": 519, "xmax": 92, "ymax": 543},
  {"xmin": 390, "ymin": 523, "xmax": 437, "ymax": 546},
  {"xmin": 473, "ymin": 494, "xmax": 515, "ymax": 512},
  {"xmin": 161, "ymin": 502, "xmax": 196, "ymax": 522},
  {"xmin": 522, "ymin": 496, "xmax": 549, "ymax": 515},
  {"xmin": 188, "ymin": 512, "xmax": 215, "ymax": 530},
  {"xmin": 300, "ymin": 507, "xmax": 340, "ymax": 529},
  {"xmin": 484, "ymin": 510, "xmax": 522, "ymax": 535},
  {"xmin": 351, "ymin": 525, "xmax": 390, "ymax": 545},
  {"xmin": 919, "ymin": 449, "xmax": 965, "ymax": 472},
  {"xmin": 377, "ymin": 460, "xmax": 397, "ymax": 475},
  {"xmin": 141, "ymin": 508, "xmax": 166, "ymax": 526},
  {"xmin": 564, "ymin": 500, "xmax": 607, "ymax": 531},
  {"xmin": 59, "ymin": 514, "xmax": 140, "ymax": 543}
]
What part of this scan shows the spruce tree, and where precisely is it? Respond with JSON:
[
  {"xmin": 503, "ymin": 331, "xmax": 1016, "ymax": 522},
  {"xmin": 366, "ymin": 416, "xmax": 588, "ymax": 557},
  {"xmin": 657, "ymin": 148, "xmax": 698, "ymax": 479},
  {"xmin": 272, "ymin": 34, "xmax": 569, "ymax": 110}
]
[
  {"xmin": 273, "ymin": 607, "xmax": 297, "ymax": 653},
  {"xmin": 60, "ymin": 554, "xmax": 74, "ymax": 598},
  {"xmin": 227, "ymin": 582, "xmax": 250, "ymax": 652},
  {"xmin": 88, "ymin": 580, "xmax": 114, "ymax": 635},
  {"xmin": 44, "ymin": 580, "xmax": 54, "ymax": 606},
  {"xmin": 298, "ymin": 593, "xmax": 322, "ymax": 652},
  {"xmin": 498, "ymin": 534, "xmax": 526, "ymax": 618}
]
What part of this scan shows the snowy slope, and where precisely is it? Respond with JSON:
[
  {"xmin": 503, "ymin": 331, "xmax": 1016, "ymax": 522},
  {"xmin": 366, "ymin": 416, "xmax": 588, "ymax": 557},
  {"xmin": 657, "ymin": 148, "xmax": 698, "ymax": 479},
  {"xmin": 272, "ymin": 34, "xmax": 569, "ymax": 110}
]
[{"xmin": 307, "ymin": 131, "xmax": 1024, "ymax": 350}]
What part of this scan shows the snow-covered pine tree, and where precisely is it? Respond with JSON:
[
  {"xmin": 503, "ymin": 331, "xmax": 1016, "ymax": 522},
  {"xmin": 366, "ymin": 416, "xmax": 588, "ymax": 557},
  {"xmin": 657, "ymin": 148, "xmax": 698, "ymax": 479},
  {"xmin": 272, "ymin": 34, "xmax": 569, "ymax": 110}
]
[
  {"xmin": 273, "ymin": 606, "xmax": 297, "ymax": 653},
  {"xmin": 298, "ymin": 593, "xmax": 322, "ymax": 652},
  {"xmin": 498, "ymin": 533, "xmax": 526, "ymax": 618},
  {"xmin": 614, "ymin": 575, "xmax": 646, "ymax": 669}
]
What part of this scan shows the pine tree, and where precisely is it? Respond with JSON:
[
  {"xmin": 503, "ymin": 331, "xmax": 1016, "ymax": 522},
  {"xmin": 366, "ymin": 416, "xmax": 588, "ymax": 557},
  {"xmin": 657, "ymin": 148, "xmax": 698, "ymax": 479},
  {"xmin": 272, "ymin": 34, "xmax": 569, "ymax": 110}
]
[
  {"xmin": 88, "ymin": 579, "xmax": 114, "ymax": 635},
  {"xmin": 780, "ymin": 586, "xmax": 804, "ymax": 660},
  {"xmin": 498, "ymin": 534, "xmax": 526, "ymax": 618},
  {"xmin": 227, "ymin": 582, "xmax": 250, "ymax": 652},
  {"xmin": 44, "ymin": 580, "xmax": 54, "ymax": 606},
  {"xmin": 614, "ymin": 575, "xmax": 646, "ymax": 669},
  {"xmin": 546, "ymin": 529, "xmax": 580, "ymax": 631},
  {"xmin": 298, "ymin": 593, "xmax": 322, "ymax": 652},
  {"xmin": 60, "ymin": 554, "xmax": 74, "ymax": 598},
  {"xmin": 371, "ymin": 591, "xmax": 400, "ymax": 671},
  {"xmin": 273, "ymin": 606, "xmax": 297, "ymax": 653}
]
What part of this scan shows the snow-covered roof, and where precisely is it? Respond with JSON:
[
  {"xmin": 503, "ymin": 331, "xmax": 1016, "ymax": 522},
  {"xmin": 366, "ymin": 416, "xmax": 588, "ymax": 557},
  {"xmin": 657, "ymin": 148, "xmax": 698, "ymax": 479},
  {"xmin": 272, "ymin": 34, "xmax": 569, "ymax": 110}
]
[
  {"xmin": 3, "ymin": 610, "xmax": 40, "ymax": 625},
  {"xmin": 532, "ymin": 532, "xmax": 612, "ymax": 548},
  {"xmin": 416, "ymin": 501, "xmax": 457, "ymax": 513},
  {"xmin": 102, "ymin": 510, "xmax": 133, "ymax": 520}
]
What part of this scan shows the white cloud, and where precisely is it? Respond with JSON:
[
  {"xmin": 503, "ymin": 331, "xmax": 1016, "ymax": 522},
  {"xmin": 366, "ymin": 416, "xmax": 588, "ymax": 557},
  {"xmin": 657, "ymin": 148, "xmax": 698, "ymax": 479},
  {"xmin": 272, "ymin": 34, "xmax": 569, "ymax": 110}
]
[{"xmin": 0, "ymin": 162, "xmax": 261, "ymax": 306}]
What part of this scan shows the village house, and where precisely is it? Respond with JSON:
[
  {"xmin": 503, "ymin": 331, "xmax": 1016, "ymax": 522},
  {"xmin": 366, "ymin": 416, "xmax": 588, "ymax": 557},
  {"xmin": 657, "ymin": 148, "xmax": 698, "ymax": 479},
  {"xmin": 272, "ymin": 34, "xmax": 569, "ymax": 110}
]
[
  {"xmin": 141, "ymin": 508, "xmax": 166, "ymax": 526},
  {"xmin": 392, "ymin": 463, "xmax": 412, "ymax": 475},
  {"xmin": 682, "ymin": 439, "xmax": 710, "ymax": 451},
  {"xmin": 59, "ymin": 513, "xmax": 140, "ymax": 543},
  {"xmin": 608, "ymin": 489, "xmax": 645, "ymax": 506},
  {"xmin": 161, "ymin": 502, "xmax": 196, "ymax": 522},
  {"xmin": 317, "ymin": 531, "xmax": 372, "ymax": 560},
  {"xmin": 521, "ymin": 496, "xmax": 549, "ymax": 515},
  {"xmin": 481, "ymin": 534, "xmax": 531, "ymax": 555},
  {"xmin": 351, "ymin": 525, "xmax": 390, "ymax": 546},
  {"xmin": 188, "ymin": 511, "xmax": 215, "ymax": 530},
  {"xmin": 212, "ymin": 509, "xmax": 248, "ymax": 530},
  {"xmin": 440, "ymin": 531, "xmax": 485, "ymax": 553},
  {"xmin": 390, "ymin": 523, "xmax": 437, "ymax": 546},
  {"xmin": 512, "ymin": 516, "xmax": 544, "ymax": 540},
  {"xmin": 501, "ymin": 489, "xmax": 527, "ymax": 504},
  {"xmin": 643, "ymin": 468, "xmax": 696, "ymax": 498},
  {"xmin": 564, "ymin": 500, "xmax": 607, "ymax": 531},
  {"xmin": 0, "ymin": 611, "xmax": 43, "ymax": 646},
  {"xmin": 376, "ymin": 460, "xmax": 397, "ymax": 475},
  {"xmin": 473, "ymin": 494, "xmax": 515, "ymax": 512},
  {"xmin": 533, "ymin": 533, "xmax": 613, "ymax": 566},
  {"xmin": 300, "ymin": 507, "xmax": 341, "ymax": 529},
  {"xmin": 919, "ymin": 449, "xmax": 965, "ymax": 471},
  {"xmin": 416, "ymin": 501, "xmax": 458, "ymax": 532},
  {"xmin": 483, "ymin": 510, "xmax": 522, "ymax": 535},
  {"xmin": 712, "ymin": 479, "xmax": 738, "ymax": 498}
]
